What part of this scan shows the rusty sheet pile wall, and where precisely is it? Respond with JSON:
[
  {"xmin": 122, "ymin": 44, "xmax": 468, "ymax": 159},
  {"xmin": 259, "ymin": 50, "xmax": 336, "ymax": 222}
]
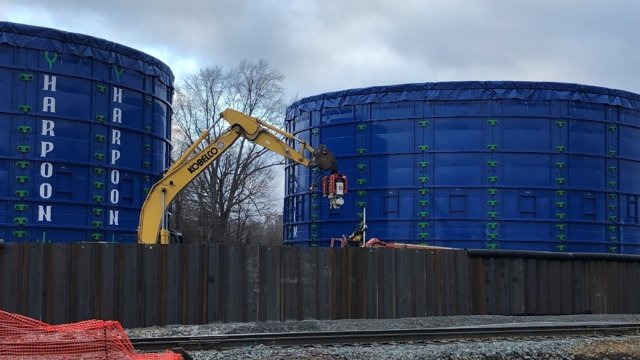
[{"xmin": 1, "ymin": 243, "xmax": 639, "ymax": 328}]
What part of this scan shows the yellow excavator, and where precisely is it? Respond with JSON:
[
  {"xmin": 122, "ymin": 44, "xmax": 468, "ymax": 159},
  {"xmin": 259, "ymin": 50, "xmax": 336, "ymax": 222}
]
[{"xmin": 137, "ymin": 108, "xmax": 346, "ymax": 245}]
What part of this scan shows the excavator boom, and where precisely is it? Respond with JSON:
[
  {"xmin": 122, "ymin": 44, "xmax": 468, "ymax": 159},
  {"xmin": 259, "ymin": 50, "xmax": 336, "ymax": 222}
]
[{"xmin": 137, "ymin": 109, "xmax": 343, "ymax": 244}]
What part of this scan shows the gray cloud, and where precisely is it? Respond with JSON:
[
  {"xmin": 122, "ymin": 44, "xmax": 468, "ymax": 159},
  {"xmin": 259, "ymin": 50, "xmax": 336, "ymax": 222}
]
[{"xmin": 5, "ymin": 0, "xmax": 640, "ymax": 100}]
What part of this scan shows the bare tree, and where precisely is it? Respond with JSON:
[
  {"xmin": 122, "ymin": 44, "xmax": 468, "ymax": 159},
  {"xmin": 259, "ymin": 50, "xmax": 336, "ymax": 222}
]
[
  {"xmin": 231, "ymin": 212, "xmax": 283, "ymax": 246},
  {"xmin": 169, "ymin": 60, "xmax": 286, "ymax": 244}
]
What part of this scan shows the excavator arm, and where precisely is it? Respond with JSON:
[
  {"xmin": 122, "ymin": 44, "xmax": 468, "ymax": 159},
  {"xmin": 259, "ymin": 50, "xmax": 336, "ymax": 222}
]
[{"xmin": 138, "ymin": 109, "xmax": 342, "ymax": 245}]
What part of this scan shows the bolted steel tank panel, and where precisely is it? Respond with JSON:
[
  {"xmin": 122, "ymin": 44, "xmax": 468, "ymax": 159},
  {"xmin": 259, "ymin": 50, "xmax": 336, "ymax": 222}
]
[
  {"xmin": 0, "ymin": 22, "xmax": 173, "ymax": 243},
  {"xmin": 284, "ymin": 81, "xmax": 640, "ymax": 254}
]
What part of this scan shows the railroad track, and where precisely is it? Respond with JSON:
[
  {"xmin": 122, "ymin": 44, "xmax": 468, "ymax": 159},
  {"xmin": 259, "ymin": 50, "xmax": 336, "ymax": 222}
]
[{"xmin": 131, "ymin": 321, "xmax": 640, "ymax": 352}]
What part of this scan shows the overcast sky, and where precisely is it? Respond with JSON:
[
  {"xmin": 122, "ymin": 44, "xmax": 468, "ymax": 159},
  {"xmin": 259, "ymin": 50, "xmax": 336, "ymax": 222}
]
[{"xmin": 3, "ymin": 0, "xmax": 640, "ymax": 103}]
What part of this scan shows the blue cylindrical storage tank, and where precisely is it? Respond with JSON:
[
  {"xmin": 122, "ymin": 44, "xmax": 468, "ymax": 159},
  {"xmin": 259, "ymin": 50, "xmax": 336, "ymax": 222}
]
[
  {"xmin": 284, "ymin": 81, "xmax": 640, "ymax": 254},
  {"xmin": 0, "ymin": 22, "xmax": 173, "ymax": 243}
]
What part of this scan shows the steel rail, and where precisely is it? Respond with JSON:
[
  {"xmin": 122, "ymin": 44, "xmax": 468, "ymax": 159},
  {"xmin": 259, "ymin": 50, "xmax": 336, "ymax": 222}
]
[{"xmin": 131, "ymin": 322, "xmax": 640, "ymax": 352}]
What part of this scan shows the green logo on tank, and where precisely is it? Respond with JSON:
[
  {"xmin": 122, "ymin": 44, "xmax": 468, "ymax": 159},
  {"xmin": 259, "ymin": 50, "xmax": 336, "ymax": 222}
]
[{"xmin": 44, "ymin": 51, "xmax": 58, "ymax": 69}]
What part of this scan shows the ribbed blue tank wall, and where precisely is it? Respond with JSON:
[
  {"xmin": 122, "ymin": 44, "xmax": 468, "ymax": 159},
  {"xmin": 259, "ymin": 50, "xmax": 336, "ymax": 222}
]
[
  {"xmin": 284, "ymin": 81, "xmax": 640, "ymax": 254},
  {"xmin": 0, "ymin": 22, "xmax": 173, "ymax": 243}
]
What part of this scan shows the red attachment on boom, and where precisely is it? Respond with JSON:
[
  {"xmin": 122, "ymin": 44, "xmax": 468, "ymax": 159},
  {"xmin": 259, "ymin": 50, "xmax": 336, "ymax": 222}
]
[
  {"xmin": 322, "ymin": 173, "xmax": 347, "ymax": 197},
  {"xmin": 322, "ymin": 173, "xmax": 347, "ymax": 209}
]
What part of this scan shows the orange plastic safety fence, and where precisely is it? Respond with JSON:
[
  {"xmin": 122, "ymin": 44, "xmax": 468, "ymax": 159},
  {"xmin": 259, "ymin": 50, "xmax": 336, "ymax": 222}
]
[{"xmin": 0, "ymin": 310, "xmax": 182, "ymax": 360}]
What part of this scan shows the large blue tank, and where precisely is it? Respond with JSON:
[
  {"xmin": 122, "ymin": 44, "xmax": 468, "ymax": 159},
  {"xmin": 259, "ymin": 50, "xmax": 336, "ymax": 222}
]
[
  {"xmin": 0, "ymin": 22, "xmax": 173, "ymax": 243},
  {"xmin": 284, "ymin": 81, "xmax": 640, "ymax": 254}
]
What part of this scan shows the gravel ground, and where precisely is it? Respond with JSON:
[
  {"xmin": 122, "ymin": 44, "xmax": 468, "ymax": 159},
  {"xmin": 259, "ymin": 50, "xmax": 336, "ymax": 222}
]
[{"xmin": 126, "ymin": 315, "xmax": 640, "ymax": 359}]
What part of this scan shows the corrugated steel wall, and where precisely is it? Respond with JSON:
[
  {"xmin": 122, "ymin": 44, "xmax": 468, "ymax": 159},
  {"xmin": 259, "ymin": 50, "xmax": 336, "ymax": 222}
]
[{"xmin": 1, "ymin": 243, "xmax": 638, "ymax": 328}]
